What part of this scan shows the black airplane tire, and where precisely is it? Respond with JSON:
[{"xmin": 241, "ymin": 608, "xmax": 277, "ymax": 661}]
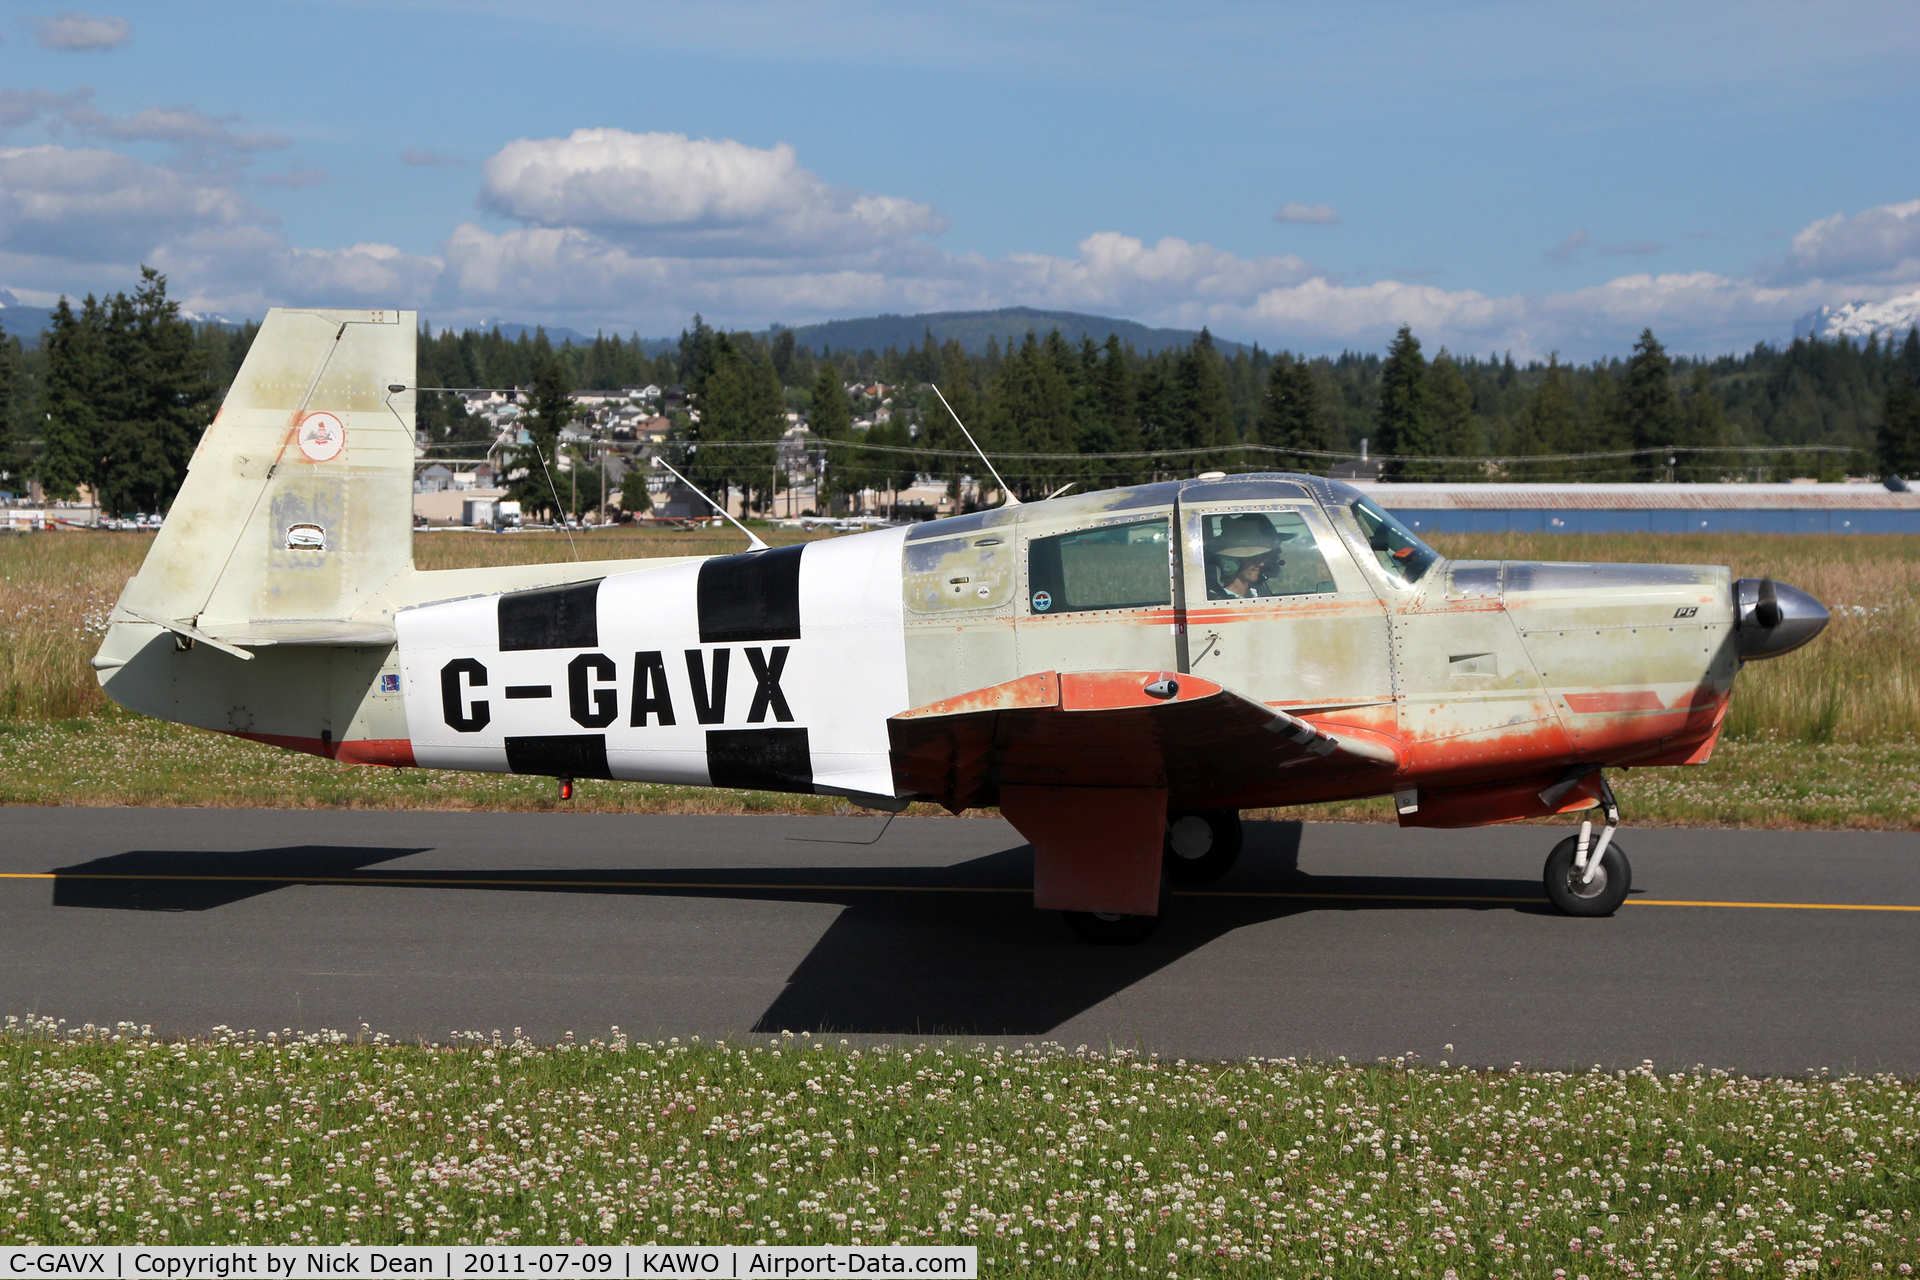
[
  {"xmin": 1163, "ymin": 809, "xmax": 1243, "ymax": 884},
  {"xmin": 1542, "ymin": 835, "xmax": 1631, "ymax": 917},
  {"xmin": 1061, "ymin": 909, "xmax": 1162, "ymax": 945},
  {"xmin": 1061, "ymin": 875, "xmax": 1172, "ymax": 945}
]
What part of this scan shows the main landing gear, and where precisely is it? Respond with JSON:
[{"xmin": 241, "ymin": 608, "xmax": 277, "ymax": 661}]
[
  {"xmin": 1162, "ymin": 809, "xmax": 1244, "ymax": 884},
  {"xmin": 1542, "ymin": 774, "xmax": 1632, "ymax": 917},
  {"xmin": 1059, "ymin": 809, "xmax": 1243, "ymax": 945}
]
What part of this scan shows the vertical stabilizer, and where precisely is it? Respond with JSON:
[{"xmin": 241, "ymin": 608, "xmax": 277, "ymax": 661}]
[{"xmin": 116, "ymin": 308, "xmax": 416, "ymax": 629}]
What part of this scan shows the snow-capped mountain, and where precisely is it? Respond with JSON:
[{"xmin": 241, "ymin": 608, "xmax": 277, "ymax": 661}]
[{"xmin": 1794, "ymin": 291, "xmax": 1920, "ymax": 344}]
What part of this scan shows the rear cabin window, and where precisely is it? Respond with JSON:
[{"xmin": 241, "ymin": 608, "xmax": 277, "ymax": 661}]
[{"xmin": 1027, "ymin": 518, "xmax": 1172, "ymax": 615}]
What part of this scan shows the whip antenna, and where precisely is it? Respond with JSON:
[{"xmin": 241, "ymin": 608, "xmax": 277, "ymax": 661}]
[
  {"xmin": 931, "ymin": 384, "xmax": 1019, "ymax": 507},
  {"xmin": 651, "ymin": 454, "xmax": 769, "ymax": 552}
]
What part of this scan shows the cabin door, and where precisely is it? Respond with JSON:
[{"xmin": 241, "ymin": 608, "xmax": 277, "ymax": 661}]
[{"xmin": 1177, "ymin": 487, "xmax": 1393, "ymax": 714}]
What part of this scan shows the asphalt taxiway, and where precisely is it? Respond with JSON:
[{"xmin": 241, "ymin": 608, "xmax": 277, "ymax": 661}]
[{"xmin": 1, "ymin": 808, "xmax": 1913, "ymax": 1074}]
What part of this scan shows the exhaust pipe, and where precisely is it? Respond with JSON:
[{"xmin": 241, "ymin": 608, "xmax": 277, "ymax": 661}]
[{"xmin": 1733, "ymin": 578, "xmax": 1829, "ymax": 660}]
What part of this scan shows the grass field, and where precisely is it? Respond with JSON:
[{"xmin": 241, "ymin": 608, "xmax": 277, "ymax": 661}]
[
  {"xmin": 0, "ymin": 1024, "xmax": 1912, "ymax": 1275},
  {"xmin": 1, "ymin": 526, "xmax": 1916, "ymax": 827}
]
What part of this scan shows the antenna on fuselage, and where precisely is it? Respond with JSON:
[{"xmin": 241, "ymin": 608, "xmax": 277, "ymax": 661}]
[
  {"xmin": 651, "ymin": 454, "xmax": 770, "ymax": 552},
  {"xmin": 931, "ymin": 384, "xmax": 1019, "ymax": 508}
]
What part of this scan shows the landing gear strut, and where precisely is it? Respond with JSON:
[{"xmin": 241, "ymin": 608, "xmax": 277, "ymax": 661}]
[{"xmin": 1542, "ymin": 774, "xmax": 1631, "ymax": 916}]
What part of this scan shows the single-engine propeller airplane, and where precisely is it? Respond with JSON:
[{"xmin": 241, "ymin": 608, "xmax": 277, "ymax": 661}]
[{"xmin": 92, "ymin": 309, "xmax": 1830, "ymax": 942}]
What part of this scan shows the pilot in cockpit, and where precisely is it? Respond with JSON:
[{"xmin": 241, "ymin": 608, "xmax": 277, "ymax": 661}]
[{"xmin": 1206, "ymin": 514, "xmax": 1294, "ymax": 599}]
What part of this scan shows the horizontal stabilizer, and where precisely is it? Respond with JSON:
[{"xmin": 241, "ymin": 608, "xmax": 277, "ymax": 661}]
[{"xmin": 200, "ymin": 619, "xmax": 398, "ymax": 647}]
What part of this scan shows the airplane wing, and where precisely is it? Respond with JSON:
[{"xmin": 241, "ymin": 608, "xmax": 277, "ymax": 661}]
[{"xmin": 888, "ymin": 669, "xmax": 1399, "ymax": 812}]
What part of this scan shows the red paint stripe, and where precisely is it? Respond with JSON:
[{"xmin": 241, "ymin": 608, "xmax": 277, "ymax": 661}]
[
  {"xmin": 1564, "ymin": 690, "xmax": 1666, "ymax": 713},
  {"xmin": 229, "ymin": 732, "xmax": 416, "ymax": 768}
]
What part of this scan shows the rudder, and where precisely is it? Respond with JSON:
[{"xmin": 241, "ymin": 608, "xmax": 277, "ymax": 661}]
[{"xmin": 115, "ymin": 307, "xmax": 417, "ymax": 633}]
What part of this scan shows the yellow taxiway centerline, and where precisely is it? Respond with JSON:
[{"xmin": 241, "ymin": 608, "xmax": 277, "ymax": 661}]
[{"xmin": 0, "ymin": 871, "xmax": 1915, "ymax": 911}]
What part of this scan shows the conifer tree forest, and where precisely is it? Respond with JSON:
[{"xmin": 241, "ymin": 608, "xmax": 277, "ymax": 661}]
[{"xmin": 3, "ymin": 268, "xmax": 1919, "ymax": 515}]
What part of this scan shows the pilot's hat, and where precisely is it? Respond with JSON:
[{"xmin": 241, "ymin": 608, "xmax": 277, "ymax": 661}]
[{"xmin": 1215, "ymin": 514, "xmax": 1290, "ymax": 558}]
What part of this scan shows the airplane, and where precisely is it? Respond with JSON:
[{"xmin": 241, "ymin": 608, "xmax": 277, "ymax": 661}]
[{"xmin": 90, "ymin": 309, "xmax": 1830, "ymax": 943}]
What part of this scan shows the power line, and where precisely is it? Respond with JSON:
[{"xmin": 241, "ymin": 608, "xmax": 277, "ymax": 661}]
[{"xmin": 641, "ymin": 437, "xmax": 1858, "ymax": 465}]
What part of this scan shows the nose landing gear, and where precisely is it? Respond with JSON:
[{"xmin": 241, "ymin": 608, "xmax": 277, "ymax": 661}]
[{"xmin": 1543, "ymin": 774, "xmax": 1631, "ymax": 916}]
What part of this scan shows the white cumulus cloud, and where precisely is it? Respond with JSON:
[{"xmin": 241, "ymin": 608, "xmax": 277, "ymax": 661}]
[
  {"xmin": 0, "ymin": 145, "xmax": 253, "ymax": 263},
  {"xmin": 1772, "ymin": 198, "xmax": 1920, "ymax": 285},
  {"xmin": 479, "ymin": 129, "xmax": 948, "ymax": 258}
]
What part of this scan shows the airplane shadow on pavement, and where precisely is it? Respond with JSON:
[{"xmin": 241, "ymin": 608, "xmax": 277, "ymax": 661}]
[
  {"xmin": 50, "ymin": 822, "xmax": 1550, "ymax": 1036},
  {"xmin": 50, "ymin": 845, "xmax": 430, "ymax": 911}
]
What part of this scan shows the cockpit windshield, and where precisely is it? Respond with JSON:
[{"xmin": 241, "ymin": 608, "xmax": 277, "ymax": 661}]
[{"xmin": 1349, "ymin": 495, "xmax": 1440, "ymax": 585}]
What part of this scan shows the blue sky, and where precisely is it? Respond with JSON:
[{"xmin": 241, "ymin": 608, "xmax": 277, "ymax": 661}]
[{"xmin": 1, "ymin": 0, "xmax": 1916, "ymax": 357}]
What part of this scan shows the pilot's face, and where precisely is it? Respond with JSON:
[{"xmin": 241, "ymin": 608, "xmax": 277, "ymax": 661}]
[{"xmin": 1235, "ymin": 555, "xmax": 1271, "ymax": 585}]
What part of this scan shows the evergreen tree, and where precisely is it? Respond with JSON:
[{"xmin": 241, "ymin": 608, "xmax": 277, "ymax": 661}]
[
  {"xmin": 1623, "ymin": 329, "xmax": 1679, "ymax": 479},
  {"xmin": 37, "ymin": 297, "xmax": 99, "ymax": 502},
  {"xmin": 990, "ymin": 332, "xmax": 1078, "ymax": 498},
  {"xmin": 0, "ymin": 323, "xmax": 17, "ymax": 490},
  {"xmin": 924, "ymin": 343, "xmax": 977, "ymax": 506},
  {"xmin": 1880, "ymin": 375, "xmax": 1920, "ymax": 480},
  {"xmin": 677, "ymin": 314, "xmax": 716, "ymax": 395},
  {"xmin": 506, "ymin": 353, "xmax": 573, "ymax": 517},
  {"xmin": 618, "ymin": 465, "xmax": 652, "ymax": 515},
  {"xmin": 809, "ymin": 361, "xmax": 853, "ymax": 510},
  {"xmin": 1374, "ymin": 325, "xmax": 1429, "ymax": 479},
  {"xmin": 697, "ymin": 336, "xmax": 783, "ymax": 513},
  {"xmin": 91, "ymin": 269, "xmax": 210, "ymax": 515},
  {"xmin": 1258, "ymin": 353, "xmax": 1328, "ymax": 473},
  {"xmin": 1424, "ymin": 350, "xmax": 1480, "ymax": 478},
  {"xmin": 1173, "ymin": 330, "xmax": 1234, "ymax": 471},
  {"xmin": 1507, "ymin": 355, "xmax": 1577, "ymax": 479},
  {"xmin": 1080, "ymin": 334, "xmax": 1142, "ymax": 486},
  {"xmin": 809, "ymin": 361, "xmax": 852, "ymax": 439},
  {"xmin": 1676, "ymin": 366, "xmax": 1729, "ymax": 481}
]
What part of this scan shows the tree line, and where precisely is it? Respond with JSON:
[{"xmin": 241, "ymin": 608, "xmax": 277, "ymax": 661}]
[{"xmin": 2, "ymin": 269, "xmax": 1918, "ymax": 515}]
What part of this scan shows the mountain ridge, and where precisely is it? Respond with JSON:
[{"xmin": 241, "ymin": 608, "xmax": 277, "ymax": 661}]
[{"xmin": 770, "ymin": 306, "xmax": 1254, "ymax": 357}]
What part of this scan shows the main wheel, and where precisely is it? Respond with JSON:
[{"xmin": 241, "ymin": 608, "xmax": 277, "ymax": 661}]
[
  {"xmin": 1061, "ymin": 872, "xmax": 1172, "ymax": 946},
  {"xmin": 1162, "ymin": 809, "xmax": 1243, "ymax": 883},
  {"xmin": 1061, "ymin": 909, "xmax": 1162, "ymax": 945},
  {"xmin": 1542, "ymin": 834, "xmax": 1631, "ymax": 917}
]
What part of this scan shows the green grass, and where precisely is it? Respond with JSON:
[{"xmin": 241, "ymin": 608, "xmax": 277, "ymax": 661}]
[{"xmin": 0, "ymin": 1024, "xmax": 1912, "ymax": 1276}]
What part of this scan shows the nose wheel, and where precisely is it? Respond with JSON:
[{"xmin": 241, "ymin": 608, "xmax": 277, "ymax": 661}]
[{"xmin": 1542, "ymin": 776, "xmax": 1631, "ymax": 916}]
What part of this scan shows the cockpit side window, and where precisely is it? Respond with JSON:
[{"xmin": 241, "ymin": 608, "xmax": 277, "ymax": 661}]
[
  {"xmin": 1350, "ymin": 496, "xmax": 1439, "ymax": 585},
  {"xmin": 1200, "ymin": 510, "xmax": 1337, "ymax": 600}
]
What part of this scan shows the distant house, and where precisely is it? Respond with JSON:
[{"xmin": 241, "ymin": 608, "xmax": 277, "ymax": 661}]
[
  {"xmin": 416, "ymin": 463, "xmax": 455, "ymax": 493},
  {"xmin": 654, "ymin": 480, "xmax": 707, "ymax": 519}
]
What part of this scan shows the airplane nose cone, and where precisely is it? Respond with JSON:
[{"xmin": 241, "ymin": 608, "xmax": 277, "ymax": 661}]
[{"xmin": 1734, "ymin": 578, "xmax": 1829, "ymax": 660}]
